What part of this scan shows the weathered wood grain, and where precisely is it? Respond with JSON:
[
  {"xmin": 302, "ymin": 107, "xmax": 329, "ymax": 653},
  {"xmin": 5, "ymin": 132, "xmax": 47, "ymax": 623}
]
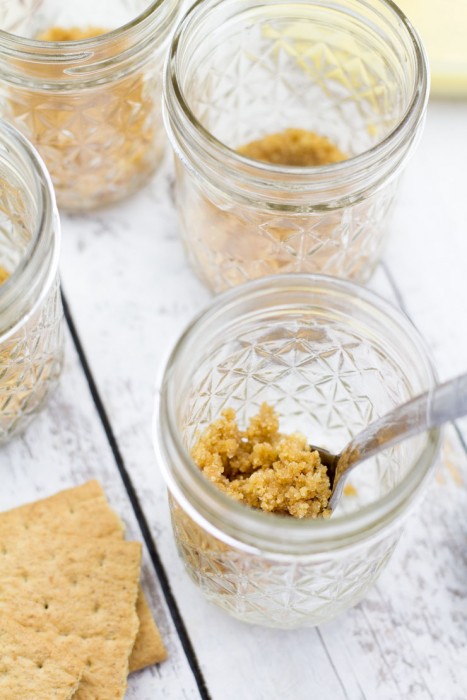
[
  {"xmin": 55, "ymin": 98, "xmax": 467, "ymax": 700},
  {"xmin": 384, "ymin": 101, "xmax": 467, "ymax": 460},
  {"xmin": 0, "ymin": 330, "xmax": 203, "ymax": 700}
]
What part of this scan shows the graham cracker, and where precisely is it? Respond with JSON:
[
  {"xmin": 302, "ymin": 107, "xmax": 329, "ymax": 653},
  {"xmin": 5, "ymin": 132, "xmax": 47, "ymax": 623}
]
[
  {"xmin": 0, "ymin": 617, "xmax": 83, "ymax": 700},
  {"xmin": 0, "ymin": 530, "xmax": 141, "ymax": 700},
  {"xmin": 130, "ymin": 591, "xmax": 167, "ymax": 672},
  {"xmin": 0, "ymin": 480, "xmax": 125, "ymax": 539},
  {"xmin": 0, "ymin": 481, "xmax": 167, "ymax": 670}
]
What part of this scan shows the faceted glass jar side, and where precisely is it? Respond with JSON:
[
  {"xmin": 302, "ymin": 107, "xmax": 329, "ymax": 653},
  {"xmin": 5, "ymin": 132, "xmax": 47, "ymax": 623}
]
[
  {"xmin": 165, "ymin": 0, "xmax": 429, "ymax": 292},
  {"xmin": 0, "ymin": 120, "xmax": 64, "ymax": 443},
  {"xmin": 0, "ymin": 278, "xmax": 63, "ymax": 443},
  {"xmin": 169, "ymin": 496, "xmax": 401, "ymax": 628},
  {"xmin": 156, "ymin": 275, "xmax": 440, "ymax": 628},
  {"xmin": 0, "ymin": 0, "xmax": 179, "ymax": 212},
  {"xmin": 174, "ymin": 158, "xmax": 399, "ymax": 292}
]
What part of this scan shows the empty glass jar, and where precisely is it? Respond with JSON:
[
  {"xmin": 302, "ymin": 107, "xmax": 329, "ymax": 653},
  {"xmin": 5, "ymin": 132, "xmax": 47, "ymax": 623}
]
[
  {"xmin": 164, "ymin": 0, "xmax": 429, "ymax": 292},
  {"xmin": 0, "ymin": 119, "xmax": 64, "ymax": 443},
  {"xmin": 156, "ymin": 274, "xmax": 440, "ymax": 628},
  {"xmin": 0, "ymin": 0, "xmax": 179, "ymax": 211}
]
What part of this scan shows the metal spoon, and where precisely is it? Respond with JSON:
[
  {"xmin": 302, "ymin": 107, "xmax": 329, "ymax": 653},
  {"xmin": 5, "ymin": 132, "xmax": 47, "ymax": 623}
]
[{"xmin": 312, "ymin": 373, "xmax": 467, "ymax": 511}]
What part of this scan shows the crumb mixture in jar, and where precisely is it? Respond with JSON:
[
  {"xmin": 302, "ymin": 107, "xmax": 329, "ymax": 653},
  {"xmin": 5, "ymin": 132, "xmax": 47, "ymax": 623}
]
[
  {"xmin": 32, "ymin": 26, "xmax": 158, "ymax": 210},
  {"xmin": 0, "ymin": 267, "xmax": 8, "ymax": 285},
  {"xmin": 37, "ymin": 27, "xmax": 104, "ymax": 41},
  {"xmin": 238, "ymin": 128, "xmax": 346, "ymax": 166},
  {"xmin": 191, "ymin": 403, "xmax": 331, "ymax": 518},
  {"xmin": 4, "ymin": 25, "xmax": 164, "ymax": 211},
  {"xmin": 175, "ymin": 128, "xmax": 382, "ymax": 294}
]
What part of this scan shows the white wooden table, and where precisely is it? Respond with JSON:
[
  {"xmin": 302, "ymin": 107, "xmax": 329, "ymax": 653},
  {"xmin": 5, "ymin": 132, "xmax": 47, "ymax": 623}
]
[{"xmin": 1, "ymin": 100, "xmax": 466, "ymax": 700}]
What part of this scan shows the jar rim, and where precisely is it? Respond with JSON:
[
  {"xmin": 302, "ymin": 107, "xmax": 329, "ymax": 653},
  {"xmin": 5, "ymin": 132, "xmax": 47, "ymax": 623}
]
[
  {"xmin": 0, "ymin": 0, "xmax": 175, "ymax": 52},
  {"xmin": 0, "ymin": 119, "xmax": 59, "ymax": 339},
  {"xmin": 164, "ymin": 0, "xmax": 429, "ymax": 201},
  {"xmin": 156, "ymin": 274, "xmax": 441, "ymax": 557}
]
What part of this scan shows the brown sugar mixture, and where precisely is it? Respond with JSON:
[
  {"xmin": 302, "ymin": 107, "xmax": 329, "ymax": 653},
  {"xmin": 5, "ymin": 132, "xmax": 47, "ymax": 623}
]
[
  {"xmin": 6, "ymin": 26, "xmax": 162, "ymax": 211},
  {"xmin": 191, "ymin": 403, "xmax": 331, "ymax": 519},
  {"xmin": 37, "ymin": 26, "xmax": 104, "ymax": 41},
  {"xmin": 238, "ymin": 128, "xmax": 346, "ymax": 166},
  {"xmin": 180, "ymin": 128, "xmax": 355, "ymax": 293},
  {"xmin": 0, "ymin": 266, "xmax": 9, "ymax": 285}
]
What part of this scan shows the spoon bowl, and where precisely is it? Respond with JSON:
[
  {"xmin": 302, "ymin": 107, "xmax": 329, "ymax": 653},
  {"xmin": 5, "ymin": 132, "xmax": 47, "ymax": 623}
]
[{"xmin": 314, "ymin": 372, "xmax": 467, "ymax": 511}]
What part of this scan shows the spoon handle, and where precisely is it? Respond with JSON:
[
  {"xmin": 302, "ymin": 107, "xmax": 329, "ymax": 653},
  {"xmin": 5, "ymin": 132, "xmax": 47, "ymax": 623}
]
[
  {"xmin": 427, "ymin": 373, "xmax": 467, "ymax": 427},
  {"xmin": 340, "ymin": 372, "xmax": 467, "ymax": 470}
]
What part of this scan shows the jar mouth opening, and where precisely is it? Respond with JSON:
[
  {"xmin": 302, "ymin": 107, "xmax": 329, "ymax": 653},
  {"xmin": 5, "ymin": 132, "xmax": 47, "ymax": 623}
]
[
  {"xmin": 157, "ymin": 274, "xmax": 441, "ymax": 556},
  {"xmin": 0, "ymin": 120, "xmax": 58, "ymax": 337},
  {"xmin": 166, "ymin": 0, "xmax": 429, "ymax": 184},
  {"xmin": 0, "ymin": 0, "xmax": 175, "ymax": 56}
]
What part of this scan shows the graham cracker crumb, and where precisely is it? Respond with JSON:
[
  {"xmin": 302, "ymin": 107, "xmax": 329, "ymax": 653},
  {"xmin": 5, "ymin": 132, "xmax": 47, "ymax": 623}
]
[
  {"xmin": 192, "ymin": 403, "xmax": 331, "ymax": 518},
  {"xmin": 238, "ymin": 128, "xmax": 346, "ymax": 166},
  {"xmin": 343, "ymin": 483, "xmax": 358, "ymax": 497},
  {"xmin": 37, "ymin": 27, "xmax": 105, "ymax": 42},
  {"xmin": 0, "ymin": 267, "xmax": 9, "ymax": 285}
]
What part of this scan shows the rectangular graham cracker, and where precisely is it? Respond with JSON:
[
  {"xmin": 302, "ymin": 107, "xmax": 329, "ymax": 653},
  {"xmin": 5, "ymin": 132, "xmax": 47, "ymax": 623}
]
[
  {"xmin": 0, "ymin": 530, "xmax": 142, "ymax": 700},
  {"xmin": 0, "ymin": 617, "xmax": 83, "ymax": 700},
  {"xmin": 131, "ymin": 591, "xmax": 167, "ymax": 671},
  {"xmin": 0, "ymin": 481, "xmax": 167, "ymax": 671},
  {"xmin": 0, "ymin": 480, "xmax": 125, "ymax": 538}
]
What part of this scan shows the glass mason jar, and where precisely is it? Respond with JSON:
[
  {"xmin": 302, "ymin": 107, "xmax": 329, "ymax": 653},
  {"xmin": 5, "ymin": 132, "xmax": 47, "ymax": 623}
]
[
  {"xmin": 0, "ymin": 0, "xmax": 179, "ymax": 212},
  {"xmin": 164, "ymin": 0, "xmax": 429, "ymax": 293},
  {"xmin": 0, "ymin": 119, "xmax": 64, "ymax": 443},
  {"xmin": 155, "ymin": 275, "xmax": 440, "ymax": 628}
]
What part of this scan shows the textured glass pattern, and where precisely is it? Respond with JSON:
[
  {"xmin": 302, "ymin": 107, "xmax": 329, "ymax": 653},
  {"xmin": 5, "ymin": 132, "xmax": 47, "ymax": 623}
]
[
  {"xmin": 180, "ymin": 316, "xmax": 420, "ymax": 505},
  {"xmin": 171, "ymin": 3, "xmax": 418, "ymax": 291},
  {"xmin": 0, "ymin": 0, "xmax": 42, "ymax": 36},
  {"xmin": 0, "ymin": 276, "xmax": 64, "ymax": 443},
  {"xmin": 168, "ymin": 306, "xmax": 427, "ymax": 626},
  {"xmin": 0, "ymin": 0, "xmax": 168, "ymax": 211},
  {"xmin": 171, "ymin": 500, "xmax": 401, "ymax": 628},
  {"xmin": 0, "ymin": 178, "xmax": 32, "ymax": 274},
  {"xmin": 177, "ymin": 162, "xmax": 398, "ymax": 292},
  {"xmin": 2, "ymin": 69, "xmax": 165, "ymax": 212},
  {"xmin": 0, "ymin": 126, "xmax": 64, "ymax": 443},
  {"xmin": 0, "ymin": 0, "xmax": 153, "ymax": 35},
  {"xmin": 184, "ymin": 19, "xmax": 408, "ymax": 155}
]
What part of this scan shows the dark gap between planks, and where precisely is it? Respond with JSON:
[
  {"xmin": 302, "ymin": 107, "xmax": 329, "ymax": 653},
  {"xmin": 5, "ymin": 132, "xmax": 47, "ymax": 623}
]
[
  {"xmin": 61, "ymin": 289, "xmax": 212, "ymax": 700},
  {"xmin": 60, "ymin": 260, "xmax": 465, "ymax": 700}
]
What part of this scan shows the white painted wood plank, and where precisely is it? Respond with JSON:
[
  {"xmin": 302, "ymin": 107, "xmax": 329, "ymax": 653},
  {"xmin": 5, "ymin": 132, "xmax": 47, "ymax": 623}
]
[
  {"xmin": 0, "ymin": 330, "xmax": 202, "ymax": 700},
  {"xmin": 383, "ymin": 99, "xmax": 467, "ymax": 488},
  {"xmin": 59, "ymin": 109, "xmax": 467, "ymax": 699},
  {"xmin": 384, "ymin": 101, "xmax": 467, "ymax": 382}
]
